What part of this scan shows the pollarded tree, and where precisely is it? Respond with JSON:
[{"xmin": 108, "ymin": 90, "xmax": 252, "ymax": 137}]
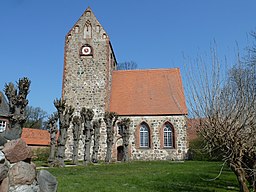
[
  {"xmin": 91, "ymin": 118, "xmax": 101, "ymax": 163},
  {"xmin": 47, "ymin": 112, "xmax": 58, "ymax": 164},
  {"xmin": 117, "ymin": 118, "xmax": 131, "ymax": 162},
  {"xmin": 104, "ymin": 111, "xmax": 118, "ymax": 163},
  {"xmin": 54, "ymin": 99, "xmax": 74, "ymax": 167},
  {"xmin": 80, "ymin": 108, "xmax": 94, "ymax": 166},
  {"xmin": 186, "ymin": 47, "xmax": 256, "ymax": 192},
  {"xmin": 2, "ymin": 77, "xmax": 31, "ymax": 141},
  {"xmin": 72, "ymin": 115, "xmax": 82, "ymax": 165}
]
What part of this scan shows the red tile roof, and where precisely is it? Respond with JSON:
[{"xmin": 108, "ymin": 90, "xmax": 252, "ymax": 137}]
[
  {"xmin": 186, "ymin": 118, "xmax": 200, "ymax": 142},
  {"xmin": 109, "ymin": 68, "xmax": 188, "ymax": 115},
  {"xmin": 21, "ymin": 128, "xmax": 50, "ymax": 146}
]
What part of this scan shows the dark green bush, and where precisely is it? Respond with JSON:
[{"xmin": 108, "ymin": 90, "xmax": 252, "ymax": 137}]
[
  {"xmin": 187, "ymin": 137, "xmax": 223, "ymax": 161},
  {"xmin": 31, "ymin": 147, "xmax": 50, "ymax": 161}
]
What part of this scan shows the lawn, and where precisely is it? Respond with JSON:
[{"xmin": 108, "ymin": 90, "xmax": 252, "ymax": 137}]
[{"xmin": 41, "ymin": 161, "xmax": 239, "ymax": 192}]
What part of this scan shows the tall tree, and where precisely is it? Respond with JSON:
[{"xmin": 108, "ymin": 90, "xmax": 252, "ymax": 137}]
[
  {"xmin": 72, "ymin": 115, "xmax": 82, "ymax": 165},
  {"xmin": 47, "ymin": 112, "xmax": 58, "ymax": 164},
  {"xmin": 104, "ymin": 111, "xmax": 118, "ymax": 163},
  {"xmin": 118, "ymin": 118, "xmax": 131, "ymax": 162},
  {"xmin": 186, "ymin": 47, "xmax": 256, "ymax": 192},
  {"xmin": 54, "ymin": 99, "xmax": 74, "ymax": 167},
  {"xmin": 91, "ymin": 118, "xmax": 101, "ymax": 163},
  {"xmin": 80, "ymin": 108, "xmax": 94, "ymax": 166},
  {"xmin": 24, "ymin": 106, "xmax": 48, "ymax": 129},
  {"xmin": 2, "ymin": 77, "xmax": 30, "ymax": 141}
]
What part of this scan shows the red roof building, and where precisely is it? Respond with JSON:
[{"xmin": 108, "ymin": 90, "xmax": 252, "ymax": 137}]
[{"xmin": 21, "ymin": 128, "xmax": 50, "ymax": 147}]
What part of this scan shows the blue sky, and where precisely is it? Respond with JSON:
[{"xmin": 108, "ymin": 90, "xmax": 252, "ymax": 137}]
[{"xmin": 1, "ymin": 0, "xmax": 256, "ymax": 116}]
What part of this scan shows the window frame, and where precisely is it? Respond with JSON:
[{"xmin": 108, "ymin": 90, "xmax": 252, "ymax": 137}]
[
  {"xmin": 163, "ymin": 123, "xmax": 175, "ymax": 148},
  {"xmin": 139, "ymin": 123, "xmax": 150, "ymax": 148}
]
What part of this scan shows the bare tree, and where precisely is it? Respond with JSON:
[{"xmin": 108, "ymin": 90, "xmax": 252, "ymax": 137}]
[
  {"xmin": 2, "ymin": 77, "xmax": 30, "ymax": 141},
  {"xmin": 24, "ymin": 106, "xmax": 48, "ymax": 129},
  {"xmin": 91, "ymin": 118, "xmax": 101, "ymax": 163},
  {"xmin": 117, "ymin": 61, "xmax": 137, "ymax": 70},
  {"xmin": 72, "ymin": 116, "xmax": 82, "ymax": 165},
  {"xmin": 47, "ymin": 112, "xmax": 58, "ymax": 164},
  {"xmin": 80, "ymin": 108, "xmax": 94, "ymax": 166},
  {"xmin": 54, "ymin": 99, "xmax": 74, "ymax": 167},
  {"xmin": 186, "ymin": 48, "xmax": 256, "ymax": 192},
  {"xmin": 118, "ymin": 118, "xmax": 131, "ymax": 162},
  {"xmin": 104, "ymin": 111, "xmax": 118, "ymax": 163}
]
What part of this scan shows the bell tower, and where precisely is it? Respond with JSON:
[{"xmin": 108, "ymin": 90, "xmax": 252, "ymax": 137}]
[{"xmin": 62, "ymin": 7, "xmax": 117, "ymax": 118}]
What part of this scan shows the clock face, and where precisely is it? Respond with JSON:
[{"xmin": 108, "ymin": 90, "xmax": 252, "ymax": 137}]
[{"xmin": 81, "ymin": 46, "xmax": 92, "ymax": 55}]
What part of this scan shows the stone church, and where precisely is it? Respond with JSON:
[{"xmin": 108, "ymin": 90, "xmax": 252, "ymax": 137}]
[{"xmin": 62, "ymin": 7, "xmax": 188, "ymax": 161}]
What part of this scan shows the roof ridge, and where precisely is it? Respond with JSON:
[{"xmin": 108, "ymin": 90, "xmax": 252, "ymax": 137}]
[{"xmin": 114, "ymin": 68, "xmax": 180, "ymax": 72}]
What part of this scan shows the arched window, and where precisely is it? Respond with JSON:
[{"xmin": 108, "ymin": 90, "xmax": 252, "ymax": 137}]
[
  {"xmin": 140, "ymin": 123, "xmax": 150, "ymax": 147},
  {"xmin": 84, "ymin": 22, "xmax": 92, "ymax": 39},
  {"xmin": 163, "ymin": 123, "xmax": 174, "ymax": 148}
]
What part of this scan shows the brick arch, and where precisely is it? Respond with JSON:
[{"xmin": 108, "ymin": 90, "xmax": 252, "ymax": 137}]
[
  {"xmin": 159, "ymin": 121, "xmax": 176, "ymax": 149},
  {"xmin": 135, "ymin": 121, "xmax": 153, "ymax": 149}
]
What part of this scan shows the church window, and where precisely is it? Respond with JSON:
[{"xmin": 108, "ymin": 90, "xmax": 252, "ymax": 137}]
[
  {"xmin": 117, "ymin": 124, "xmax": 122, "ymax": 135},
  {"xmin": 96, "ymin": 25, "xmax": 100, "ymax": 33},
  {"xmin": 74, "ymin": 25, "xmax": 80, "ymax": 33},
  {"xmin": 140, "ymin": 123, "xmax": 150, "ymax": 148},
  {"xmin": 102, "ymin": 33, "xmax": 107, "ymax": 39},
  {"xmin": 0, "ymin": 120, "xmax": 7, "ymax": 133},
  {"xmin": 163, "ymin": 123, "xmax": 174, "ymax": 148},
  {"xmin": 85, "ymin": 11, "xmax": 91, "ymax": 17},
  {"xmin": 84, "ymin": 22, "xmax": 92, "ymax": 39}
]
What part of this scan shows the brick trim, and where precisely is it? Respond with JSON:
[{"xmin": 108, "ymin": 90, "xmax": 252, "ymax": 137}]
[
  {"xmin": 159, "ymin": 121, "xmax": 176, "ymax": 149},
  {"xmin": 135, "ymin": 121, "xmax": 152, "ymax": 149}
]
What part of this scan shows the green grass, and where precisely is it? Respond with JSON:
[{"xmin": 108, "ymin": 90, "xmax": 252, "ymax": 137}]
[{"xmin": 41, "ymin": 161, "xmax": 238, "ymax": 192}]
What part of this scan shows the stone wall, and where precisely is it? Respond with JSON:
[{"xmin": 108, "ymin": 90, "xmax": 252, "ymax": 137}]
[
  {"xmin": 64, "ymin": 115, "xmax": 187, "ymax": 161},
  {"xmin": 112, "ymin": 115, "xmax": 187, "ymax": 161}
]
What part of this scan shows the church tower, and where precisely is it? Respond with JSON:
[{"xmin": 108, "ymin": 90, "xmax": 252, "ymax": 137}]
[{"xmin": 62, "ymin": 7, "xmax": 117, "ymax": 118}]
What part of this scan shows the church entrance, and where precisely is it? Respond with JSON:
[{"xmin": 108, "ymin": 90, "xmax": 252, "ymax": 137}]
[{"xmin": 117, "ymin": 146, "xmax": 124, "ymax": 161}]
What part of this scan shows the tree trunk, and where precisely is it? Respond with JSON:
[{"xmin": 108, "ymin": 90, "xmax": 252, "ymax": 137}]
[
  {"xmin": 104, "ymin": 112, "xmax": 118, "ymax": 163},
  {"xmin": 80, "ymin": 108, "xmax": 94, "ymax": 166},
  {"xmin": 47, "ymin": 113, "xmax": 58, "ymax": 164},
  {"xmin": 72, "ymin": 116, "xmax": 81, "ymax": 165},
  {"xmin": 56, "ymin": 126, "xmax": 68, "ymax": 167},
  {"xmin": 54, "ymin": 99, "xmax": 74, "ymax": 167},
  {"xmin": 91, "ymin": 119, "xmax": 101, "ymax": 163},
  {"xmin": 230, "ymin": 163, "xmax": 250, "ymax": 192},
  {"xmin": 48, "ymin": 136, "xmax": 56, "ymax": 163}
]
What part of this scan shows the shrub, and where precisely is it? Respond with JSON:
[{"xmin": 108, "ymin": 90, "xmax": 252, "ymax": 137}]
[{"xmin": 31, "ymin": 147, "xmax": 50, "ymax": 161}]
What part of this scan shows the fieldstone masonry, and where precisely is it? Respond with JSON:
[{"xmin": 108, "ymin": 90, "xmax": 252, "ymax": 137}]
[
  {"xmin": 62, "ymin": 7, "xmax": 187, "ymax": 162},
  {"xmin": 0, "ymin": 139, "xmax": 58, "ymax": 192},
  {"xmin": 62, "ymin": 7, "xmax": 116, "ymax": 161}
]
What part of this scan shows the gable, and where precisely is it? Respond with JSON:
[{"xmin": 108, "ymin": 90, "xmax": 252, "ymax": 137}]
[{"xmin": 109, "ymin": 68, "xmax": 188, "ymax": 115}]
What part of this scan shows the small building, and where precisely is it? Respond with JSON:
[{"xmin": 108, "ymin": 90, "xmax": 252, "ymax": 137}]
[
  {"xmin": 21, "ymin": 128, "xmax": 51, "ymax": 149},
  {"xmin": 0, "ymin": 92, "xmax": 9, "ymax": 134}
]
